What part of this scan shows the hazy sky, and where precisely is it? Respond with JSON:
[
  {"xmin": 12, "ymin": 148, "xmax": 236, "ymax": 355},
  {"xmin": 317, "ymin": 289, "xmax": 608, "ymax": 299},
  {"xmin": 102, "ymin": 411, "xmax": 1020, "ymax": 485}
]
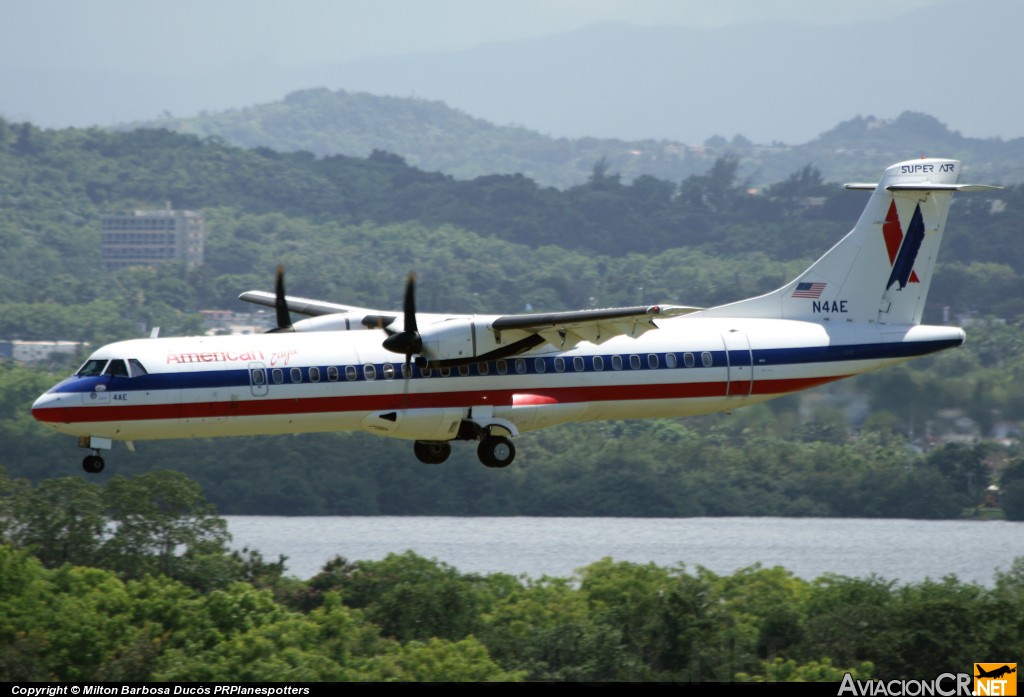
[
  {"xmin": 3, "ymin": 0, "xmax": 992, "ymax": 142},
  {"xmin": 3, "ymin": 0, "xmax": 945, "ymax": 72}
]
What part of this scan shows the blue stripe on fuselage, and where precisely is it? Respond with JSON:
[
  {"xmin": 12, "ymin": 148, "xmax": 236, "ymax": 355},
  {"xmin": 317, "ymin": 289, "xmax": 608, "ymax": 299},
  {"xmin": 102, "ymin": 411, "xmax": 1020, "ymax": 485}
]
[{"xmin": 47, "ymin": 337, "xmax": 961, "ymax": 396}]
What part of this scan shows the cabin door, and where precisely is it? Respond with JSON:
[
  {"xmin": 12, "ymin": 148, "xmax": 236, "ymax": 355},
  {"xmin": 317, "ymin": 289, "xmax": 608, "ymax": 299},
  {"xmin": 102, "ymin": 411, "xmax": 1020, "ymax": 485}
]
[
  {"xmin": 249, "ymin": 362, "xmax": 269, "ymax": 397},
  {"xmin": 722, "ymin": 330, "xmax": 753, "ymax": 399}
]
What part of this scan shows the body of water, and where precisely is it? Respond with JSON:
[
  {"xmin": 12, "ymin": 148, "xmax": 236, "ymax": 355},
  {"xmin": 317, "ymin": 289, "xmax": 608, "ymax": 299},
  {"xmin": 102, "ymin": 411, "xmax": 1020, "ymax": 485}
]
[{"xmin": 224, "ymin": 516, "xmax": 1022, "ymax": 585}]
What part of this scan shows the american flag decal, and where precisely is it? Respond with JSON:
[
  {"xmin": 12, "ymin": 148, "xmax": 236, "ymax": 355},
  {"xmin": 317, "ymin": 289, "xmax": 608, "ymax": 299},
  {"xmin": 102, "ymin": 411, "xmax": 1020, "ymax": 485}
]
[{"xmin": 792, "ymin": 282, "xmax": 826, "ymax": 298}]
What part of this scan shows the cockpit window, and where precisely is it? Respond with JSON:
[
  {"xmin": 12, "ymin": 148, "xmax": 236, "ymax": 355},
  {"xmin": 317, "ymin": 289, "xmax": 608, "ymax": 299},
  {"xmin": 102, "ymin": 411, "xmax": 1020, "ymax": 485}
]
[
  {"xmin": 104, "ymin": 360, "xmax": 130, "ymax": 377},
  {"xmin": 128, "ymin": 359, "xmax": 148, "ymax": 377},
  {"xmin": 77, "ymin": 359, "xmax": 108, "ymax": 377}
]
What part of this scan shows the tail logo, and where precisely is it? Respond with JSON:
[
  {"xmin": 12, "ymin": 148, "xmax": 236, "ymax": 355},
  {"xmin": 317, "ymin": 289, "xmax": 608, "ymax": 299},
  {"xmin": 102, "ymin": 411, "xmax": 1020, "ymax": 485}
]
[{"xmin": 882, "ymin": 201, "xmax": 926, "ymax": 291}]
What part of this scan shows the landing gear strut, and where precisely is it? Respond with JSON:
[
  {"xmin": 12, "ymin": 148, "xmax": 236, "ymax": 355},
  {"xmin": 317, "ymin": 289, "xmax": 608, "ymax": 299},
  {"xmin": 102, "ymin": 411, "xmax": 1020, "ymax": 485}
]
[
  {"xmin": 82, "ymin": 454, "xmax": 105, "ymax": 474},
  {"xmin": 77, "ymin": 436, "xmax": 112, "ymax": 475},
  {"xmin": 414, "ymin": 440, "xmax": 451, "ymax": 464},
  {"xmin": 477, "ymin": 435, "xmax": 516, "ymax": 468}
]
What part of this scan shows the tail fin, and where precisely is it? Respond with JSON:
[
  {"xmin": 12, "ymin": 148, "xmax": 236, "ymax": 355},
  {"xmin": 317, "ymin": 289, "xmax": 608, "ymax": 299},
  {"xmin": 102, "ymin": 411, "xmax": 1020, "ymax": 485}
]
[{"xmin": 704, "ymin": 158, "xmax": 998, "ymax": 325}]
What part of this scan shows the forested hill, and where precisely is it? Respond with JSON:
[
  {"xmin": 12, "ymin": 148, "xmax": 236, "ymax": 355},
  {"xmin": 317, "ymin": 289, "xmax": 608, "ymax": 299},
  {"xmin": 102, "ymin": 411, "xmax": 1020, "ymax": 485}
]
[
  {"xmin": 2, "ymin": 118, "xmax": 1023, "ymax": 325},
  {"xmin": 3, "ymin": 118, "xmax": 1022, "ymax": 319},
  {"xmin": 128, "ymin": 88, "xmax": 1024, "ymax": 187}
]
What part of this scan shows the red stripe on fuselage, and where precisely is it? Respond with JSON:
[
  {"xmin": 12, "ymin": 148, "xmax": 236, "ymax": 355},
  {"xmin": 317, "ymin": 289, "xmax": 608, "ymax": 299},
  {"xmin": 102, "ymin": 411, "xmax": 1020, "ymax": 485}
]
[{"xmin": 33, "ymin": 375, "xmax": 848, "ymax": 425}]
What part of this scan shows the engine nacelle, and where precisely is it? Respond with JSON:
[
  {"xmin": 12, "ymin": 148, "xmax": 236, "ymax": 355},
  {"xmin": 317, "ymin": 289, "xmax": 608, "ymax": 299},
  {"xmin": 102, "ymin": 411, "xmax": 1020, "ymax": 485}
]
[{"xmin": 417, "ymin": 318, "xmax": 504, "ymax": 362}]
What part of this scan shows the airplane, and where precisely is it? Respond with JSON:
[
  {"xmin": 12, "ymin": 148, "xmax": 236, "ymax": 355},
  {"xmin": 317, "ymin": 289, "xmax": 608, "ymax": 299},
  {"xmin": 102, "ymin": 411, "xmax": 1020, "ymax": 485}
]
[
  {"xmin": 32, "ymin": 158, "xmax": 999, "ymax": 474},
  {"xmin": 976, "ymin": 665, "xmax": 1016, "ymax": 680}
]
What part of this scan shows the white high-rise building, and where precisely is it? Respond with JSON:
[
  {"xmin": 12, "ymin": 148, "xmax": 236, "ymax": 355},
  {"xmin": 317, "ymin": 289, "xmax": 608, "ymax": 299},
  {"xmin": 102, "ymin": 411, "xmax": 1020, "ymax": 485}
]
[{"xmin": 101, "ymin": 208, "xmax": 205, "ymax": 270}]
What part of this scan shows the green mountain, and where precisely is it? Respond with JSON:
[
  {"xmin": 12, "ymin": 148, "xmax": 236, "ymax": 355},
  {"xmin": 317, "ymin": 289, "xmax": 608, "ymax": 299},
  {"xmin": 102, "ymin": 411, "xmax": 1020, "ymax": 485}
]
[{"xmin": 129, "ymin": 88, "xmax": 1024, "ymax": 187}]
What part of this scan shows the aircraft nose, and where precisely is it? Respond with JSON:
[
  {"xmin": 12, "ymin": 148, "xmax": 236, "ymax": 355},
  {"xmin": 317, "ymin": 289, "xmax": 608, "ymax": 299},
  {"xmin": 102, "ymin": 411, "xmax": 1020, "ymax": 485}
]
[{"xmin": 31, "ymin": 390, "xmax": 64, "ymax": 423}]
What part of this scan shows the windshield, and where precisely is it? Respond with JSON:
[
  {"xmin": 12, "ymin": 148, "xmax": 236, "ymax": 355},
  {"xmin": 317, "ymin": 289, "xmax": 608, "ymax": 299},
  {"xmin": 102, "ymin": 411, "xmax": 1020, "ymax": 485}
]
[
  {"xmin": 77, "ymin": 359, "xmax": 108, "ymax": 377},
  {"xmin": 76, "ymin": 358, "xmax": 148, "ymax": 378}
]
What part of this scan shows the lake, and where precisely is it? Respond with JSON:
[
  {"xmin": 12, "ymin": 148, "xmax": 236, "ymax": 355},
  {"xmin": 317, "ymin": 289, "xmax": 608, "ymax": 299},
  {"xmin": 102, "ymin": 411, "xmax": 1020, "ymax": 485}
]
[{"xmin": 223, "ymin": 516, "xmax": 1023, "ymax": 585}]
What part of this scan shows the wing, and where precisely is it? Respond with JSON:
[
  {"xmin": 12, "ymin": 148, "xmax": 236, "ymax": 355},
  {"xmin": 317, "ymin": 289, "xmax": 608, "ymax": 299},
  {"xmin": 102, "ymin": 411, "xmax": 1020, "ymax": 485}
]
[
  {"xmin": 240, "ymin": 284, "xmax": 702, "ymax": 363},
  {"xmin": 238, "ymin": 290, "xmax": 400, "ymax": 328},
  {"xmin": 489, "ymin": 304, "xmax": 702, "ymax": 350}
]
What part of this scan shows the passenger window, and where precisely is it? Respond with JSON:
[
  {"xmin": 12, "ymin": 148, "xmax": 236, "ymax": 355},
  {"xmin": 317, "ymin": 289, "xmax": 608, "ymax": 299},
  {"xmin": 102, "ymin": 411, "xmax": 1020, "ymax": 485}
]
[
  {"xmin": 553, "ymin": 357, "xmax": 565, "ymax": 373},
  {"xmin": 459, "ymin": 365, "xmax": 470, "ymax": 377},
  {"xmin": 684, "ymin": 352, "xmax": 695, "ymax": 368},
  {"xmin": 440, "ymin": 367, "xmax": 451, "ymax": 377},
  {"xmin": 128, "ymin": 359, "xmax": 149, "ymax": 377},
  {"xmin": 647, "ymin": 354, "xmax": 659, "ymax": 369},
  {"xmin": 665, "ymin": 353, "xmax": 678, "ymax": 369},
  {"xmin": 611, "ymin": 355, "xmax": 623, "ymax": 371},
  {"xmin": 364, "ymin": 364, "xmax": 376, "ymax": 380},
  {"xmin": 701, "ymin": 352, "xmax": 713, "ymax": 367},
  {"xmin": 251, "ymin": 369, "xmax": 266, "ymax": 385},
  {"xmin": 496, "ymin": 360, "xmax": 508, "ymax": 375},
  {"xmin": 629, "ymin": 355, "xmax": 641, "ymax": 370},
  {"xmin": 420, "ymin": 366, "xmax": 432, "ymax": 378},
  {"xmin": 477, "ymin": 362, "xmax": 489, "ymax": 376},
  {"xmin": 534, "ymin": 357, "xmax": 547, "ymax": 373},
  {"xmin": 515, "ymin": 359, "xmax": 527, "ymax": 374},
  {"xmin": 272, "ymin": 369, "xmax": 284, "ymax": 384},
  {"xmin": 327, "ymin": 366, "xmax": 339, "ymax": 381},
  {"xmin": 309, "ymin": 367, "xmax": 321, "ymax": 382},
  {"xmin": 345, "ymin": 366, "xmax": 357, "ymax": 381},
  {"xmin": 383, "ymin": 364, "xmax": 395, "ymax": 379},
  {"xmin": 401, "ymin": 363, "xmax": 412, "ymax": 379},
  {"xmin": 573, "ymin": 356, "xmax": 585, "ymax": 372},
  {"xmin": 593, "ymin": 355, "xmax": 604, "ymax": 371},
  {"xmin": 290, "ymin": 368, "xmax": 302, "ymax": 383}
]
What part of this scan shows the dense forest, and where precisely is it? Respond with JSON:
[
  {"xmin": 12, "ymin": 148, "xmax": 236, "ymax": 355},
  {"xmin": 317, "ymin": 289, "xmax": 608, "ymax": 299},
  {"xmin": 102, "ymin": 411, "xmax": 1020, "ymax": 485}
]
[
  {"xmin": 3, "ymin": 118, "xmax": 1024, "ymax": 517},
  {"xmin": 2, "ymin": 469, "xmax": 1023, "ymax": 681}
]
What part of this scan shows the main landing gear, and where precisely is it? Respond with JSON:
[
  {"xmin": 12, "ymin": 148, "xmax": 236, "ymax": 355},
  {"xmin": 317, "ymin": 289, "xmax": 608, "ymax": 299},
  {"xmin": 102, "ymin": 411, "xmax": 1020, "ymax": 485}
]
[
  {"xmin": 412, "ymin": 428, "xmax": 517, "ymax": 469},
  {"xmin": 477, "ymin": 435, "xmax": 515, "ymax": 468},
  {"xmin": 413, "ymin": 440, "xmax": 451, "ymax": 464}
]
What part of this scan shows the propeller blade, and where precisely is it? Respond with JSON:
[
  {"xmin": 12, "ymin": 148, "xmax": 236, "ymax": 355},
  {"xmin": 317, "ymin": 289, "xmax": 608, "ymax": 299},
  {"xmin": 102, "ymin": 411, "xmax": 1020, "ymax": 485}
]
[
  {"xmin": 382, "ymin": 272, "xmax": 422, "ymax": 366},
  {"xmin": 403, "ymin": 272, "xmax": 418, "ymax": 334},
  {"xmin": 266, "ymin": 264, "xmax": 294, "ymax": 333}
]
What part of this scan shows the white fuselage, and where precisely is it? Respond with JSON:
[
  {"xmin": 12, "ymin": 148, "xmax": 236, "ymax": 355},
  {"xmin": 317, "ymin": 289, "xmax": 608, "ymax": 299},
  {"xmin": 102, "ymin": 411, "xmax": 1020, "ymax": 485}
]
[{"xmin": 31, "ymin": 316, "xmax": 965, "ymax": 443}]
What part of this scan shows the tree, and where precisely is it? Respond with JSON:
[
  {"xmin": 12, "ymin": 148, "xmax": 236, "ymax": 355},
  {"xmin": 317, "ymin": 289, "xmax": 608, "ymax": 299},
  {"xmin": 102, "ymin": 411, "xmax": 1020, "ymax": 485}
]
[{"xmin": 101, "ymin": 471, "xmax": 232, "ymax": 584}]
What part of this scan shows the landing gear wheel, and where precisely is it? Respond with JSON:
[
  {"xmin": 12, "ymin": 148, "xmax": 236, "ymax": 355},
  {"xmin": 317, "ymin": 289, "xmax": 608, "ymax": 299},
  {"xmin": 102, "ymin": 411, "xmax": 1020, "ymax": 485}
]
[
  {"xmin": 414, "ymin": 441, "xmax": 451, "ymax": 465},
  {"xmin": 82, "ymin": 454, "xmax": 105, "ymax": 474},
  {"xmin": 478, "ymin": 436, "xmax": 515, "ymax": 468}
]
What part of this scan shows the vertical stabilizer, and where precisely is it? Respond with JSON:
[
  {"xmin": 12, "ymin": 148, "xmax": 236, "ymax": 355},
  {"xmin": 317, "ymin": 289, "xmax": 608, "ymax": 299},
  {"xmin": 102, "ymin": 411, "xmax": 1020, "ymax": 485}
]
[{"xmin": 704, "ymin": 158, "xmax": 994, "ymax": 326}]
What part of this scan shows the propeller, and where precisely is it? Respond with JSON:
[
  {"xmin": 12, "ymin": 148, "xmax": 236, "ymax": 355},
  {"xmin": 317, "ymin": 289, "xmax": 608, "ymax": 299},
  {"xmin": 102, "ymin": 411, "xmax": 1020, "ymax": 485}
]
[
  {"xmin": 267, "ymin": 265, "xmax": 294, "ymax": 333},
  {"xmin": 382, "ymin": 272, "xmax": 423, "ymax": 368}
]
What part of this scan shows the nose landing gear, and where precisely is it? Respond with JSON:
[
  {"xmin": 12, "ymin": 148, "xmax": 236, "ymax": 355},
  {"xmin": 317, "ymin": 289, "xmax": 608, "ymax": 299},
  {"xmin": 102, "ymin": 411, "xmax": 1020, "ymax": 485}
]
[
  {"xmin": 77, "ymin": 435, "xmax": 112, "ymax": 475},
  {"xmin": 82, "ymin": 454, "xmax": 105, "ymax": 474}
]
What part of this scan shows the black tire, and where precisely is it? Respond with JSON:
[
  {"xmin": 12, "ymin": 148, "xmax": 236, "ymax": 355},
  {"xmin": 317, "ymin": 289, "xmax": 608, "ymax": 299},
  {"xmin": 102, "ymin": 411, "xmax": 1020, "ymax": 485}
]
[
  {"xmin": 477, "ymin": 436, "xmax": 515, "ymax": 468},
  {"xmin": 82, "ymin": 455, "xmax": 105, "ymax": 474},
  {"xmin": 413, "ymin": 440, "xmax": 451, "ymax": 465}
]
